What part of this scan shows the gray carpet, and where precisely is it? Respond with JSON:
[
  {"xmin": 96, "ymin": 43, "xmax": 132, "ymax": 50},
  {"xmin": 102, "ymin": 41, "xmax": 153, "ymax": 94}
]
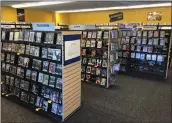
[{"xmin": 1, "ymin": 72, "xmax": 171, "ymax": 123}]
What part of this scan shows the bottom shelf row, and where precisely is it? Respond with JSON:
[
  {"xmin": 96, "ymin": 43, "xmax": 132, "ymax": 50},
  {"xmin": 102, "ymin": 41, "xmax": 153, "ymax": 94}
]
[{"xmin": 1, "ymin": 84, "xmax": 63, "ymax": 117}]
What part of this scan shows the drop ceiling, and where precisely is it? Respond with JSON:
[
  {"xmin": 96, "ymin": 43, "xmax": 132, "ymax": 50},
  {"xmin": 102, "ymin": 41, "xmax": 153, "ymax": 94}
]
[{"xmin": 1, "ymin": 1, "xmax": 170, "ymax": 11}]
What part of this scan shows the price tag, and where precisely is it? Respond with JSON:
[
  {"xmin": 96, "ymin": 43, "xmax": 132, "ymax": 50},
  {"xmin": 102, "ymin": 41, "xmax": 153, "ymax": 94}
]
[
  {"xmin": 17, "ymin": 53, "xmax": 20, "ymax": 55},
  {"xmin": 35, "ymin": 108, "xmax": 42, "ymax": 111},
  {"xmin": 48, "ymin": 100, "xmax": 52, "ymax": 103},
  {"xmin": 5, "ymin": 94, "xmax": 9, "ymax": 97},
  {"xmin": 2, "ymin": 93, "xmax": 5, "ymax": 95},
  {"xmin": 1, "ymin": 82, "xmax": 4, "ymax": 84}
]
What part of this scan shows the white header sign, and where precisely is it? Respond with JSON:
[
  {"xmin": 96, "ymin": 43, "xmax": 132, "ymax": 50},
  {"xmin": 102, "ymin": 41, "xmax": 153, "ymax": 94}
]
[{"xmin": 32, "ymin": 22, "xmax": 55, "ymax": 31}]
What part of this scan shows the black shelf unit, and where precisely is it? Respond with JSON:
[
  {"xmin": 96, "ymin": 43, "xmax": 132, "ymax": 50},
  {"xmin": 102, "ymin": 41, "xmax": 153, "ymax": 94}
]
[
  {"xmin": 113, "ymin": 24, "xmax": 172, "ymax": 79},
  {"xmin": 1, "ymin": 30, "xmax": 63, "ymax": 121}
]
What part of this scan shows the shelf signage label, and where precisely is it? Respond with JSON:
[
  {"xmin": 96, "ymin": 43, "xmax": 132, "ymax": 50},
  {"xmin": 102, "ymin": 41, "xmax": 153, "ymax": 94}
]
[
  {"xmin": 64, "ymin": 35, "xmax": 81, "ymax": 65},
  {"xmin": 32, "ymin": 22, "xmax": 55, "ymax": 31},
  {"xmin": 118, "ymin": 23, "xmax": 141, "ymax": 31},
  {"xmin": 109, "ymin": 12, "xmax": 123, "ymax": 22}
]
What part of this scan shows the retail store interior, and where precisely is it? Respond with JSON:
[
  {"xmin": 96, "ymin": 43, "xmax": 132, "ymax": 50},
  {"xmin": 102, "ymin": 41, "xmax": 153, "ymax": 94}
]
[{"xmin": 1, "ymin": 1, "xmax": 172, "ymax": 123}]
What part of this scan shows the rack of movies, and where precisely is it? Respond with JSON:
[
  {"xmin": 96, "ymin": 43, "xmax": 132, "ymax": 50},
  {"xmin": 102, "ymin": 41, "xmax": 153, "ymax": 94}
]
[
  {"xmin": 113, "ymin": 24, "xmax": 172, "ymax": 79},
  {"xmin": 1, "ymin": 30, "xmax": 81, "ymax": 121},
  {"xmin": 81, "ymin": 30, "xmax": 118, "ymax": 88}
]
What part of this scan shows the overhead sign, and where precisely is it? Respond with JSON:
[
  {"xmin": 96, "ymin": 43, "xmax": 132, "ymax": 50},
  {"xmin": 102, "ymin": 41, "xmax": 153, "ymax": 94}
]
[
  {"xmin": 32, "ymin": 22, "xmax": 55, "ymax": 31},
  {"xmin": 118, "ymin": 23, "xmax": 141, "ymax": 31},
  {"xmin": 109, "ymin": 12, "xmax": 123, "ymax": 22}
]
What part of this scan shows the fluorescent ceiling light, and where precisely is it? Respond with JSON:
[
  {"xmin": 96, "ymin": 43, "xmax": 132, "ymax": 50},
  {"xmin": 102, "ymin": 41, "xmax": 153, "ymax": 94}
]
[
  {"xmin": 56, "ymin": 2, "xmax": 171, "ymax": 13},
  {"xmin": 11, "ymin": 1, "xmax": 71, "ymax": 8}
]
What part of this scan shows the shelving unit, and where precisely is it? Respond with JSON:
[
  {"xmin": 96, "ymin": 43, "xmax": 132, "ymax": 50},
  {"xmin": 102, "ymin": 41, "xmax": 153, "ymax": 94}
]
[
  {"xmin": 1, "ymin": 30, "xmax": 81, "ymax": 122},
  {"xmin": 81, "ymin": 30, "xmax": 116, "ymax": 88},
  {"xmin": 115, "ymin": 24, "xmax": 172, "ymax": 79}
]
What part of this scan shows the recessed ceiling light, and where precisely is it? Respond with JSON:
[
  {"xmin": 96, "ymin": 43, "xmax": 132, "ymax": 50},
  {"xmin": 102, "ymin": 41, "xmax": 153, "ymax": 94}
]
[
  {"xmin": 11, "ymin": 1, "xmax": 71, "ymax": 8},
  {"xmin": 56, "ymin": 2, "xmax": 171, "ymax": 13}
]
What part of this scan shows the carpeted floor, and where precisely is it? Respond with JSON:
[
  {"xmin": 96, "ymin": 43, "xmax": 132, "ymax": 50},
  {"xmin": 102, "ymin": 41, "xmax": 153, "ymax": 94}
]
[{"xmin": 1, "ymin": 72, "xmax": 171, "ymax": 123}]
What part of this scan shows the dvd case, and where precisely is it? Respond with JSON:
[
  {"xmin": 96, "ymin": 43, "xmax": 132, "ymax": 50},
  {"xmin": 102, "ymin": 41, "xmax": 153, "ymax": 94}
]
[
  {"xmin": 1, "ymin": 31, "xmax": 5, "ymax": 39},
  {"xmin": 24, "ymin": 31, "xmax": 30, "ymax": 41},
  {"xmin": 96, "ymin": 77, "xmax": 101, "ymax": 84},
  {"xmin": 32, "ymin": 59, "xmax": 42, "ymax": 70},
  {"xmin": 87, "ymin": 32, "xmax": 92, "ymax": 38},
  {"xmin": 142, "ymin": 38, "xmax": 147, "ymax": 45},
  {"xmin": 146, "ymin": 54, "xmax": 152, "ymax": 60},
  {"xmin": 36, "ymin": 32, "xmax": 42, "ymax": 43},
  {"xmin": 34, "ymin": 47, "xmax": 40, "ymax": 57},
  {"xmin": 51, "ymin": 102, "xmax": 58, "ymax": 114},
  {"xmin": 21, "ymin": 91, "xmax": 29, "ymax": 102},
  {"xmin": 42, "ymin": 48, "xmax": 48, "ymax": 58},
  {"xmin": 86, "ymin": 40, "xmax": 91, "ymax": 47},
  {"xmin": 25, "ymin": 45, "xmax": 30, "ymax": 55},
  {"xmin": 100, "ymin": 78, "xmax": 106, "ymax": 86},
  {"xmin": 31, "ymin": 71, "xmax": 37, "ymax": 81},
  {"xmin": 31, "ymin": 84, "xmax": 38, "ymax": 94},
  {"xmin": 160, "ymin": 31, "xmax": 165, "ymax": 38},
  {"xmin": 153, "ymin": 38, "xmax": 159, "ymax": 45},
  {"xmin": 30, "ymin": 95, "xmax": 35, "ymax": 104},
  {"xmin": 49, "ymin": 76, "xmax": 56, "ymax": 87},
  {"xmin": 148, "ymin": 31, "xmax": 153, "ymax": 38},
  {"xmin": 131, "ymin": 52, "xmax": 135, "ymax": 58},
  {"xmin": 19, "ymin": 31, "xmax": 23, "ymax": 41},
  {"xmin": 143, "ymin": 31, "xmax": 147, "ymax": 37},
  {"xmin": 20, "ymin": 80, "xmax": 29, "ymax": 91},
  {"xmin": 140, "ymin": 54, "xmax": 145, "ymax": 60},
  {"xmin": 152, "ymin": 54, "xmax": 157, "ymax": 61},
  {"xmin": 52, "ymin": 49, "xmax": 61, "ymax": 61},
  {"xmin": 86, "ymin": 66, "xmax": 91, "ymax": 73},
  {"xmin": 82, "ymin": 31, "xmax": 87, "ymax": 38},
  {"xmin": 91, "ymin": 40, "xmax": 96, "ymax": 47},
  {"xmin": 92, "ymin": 31, "xmax": 97, "ymax": 38},
  {"xmin": 42, "ymin": 61, "xmax": 49, "ymax": 72},
  {"xmin": 26, "ymin": 69, "xmax": 31, "ymax": 79},
  {"xmin": 97, "ymin": 31, "xmax": 102, "ymax": 39},
  {"xmin": 81, "ymin": 39, "xmax": 86, "ymax": 47},
  {"xmin": 49, "ymin": 62, "xmax": 55, "ymax": 74},
  {"xmin": 56, "ymin": 78, "xmax": 62, "ymax": 89},
  {"xmin": 55, "ymin": 64, "xmax": 62, "ymax": 75},
  {"xmin": 91, "ymin": 67, "xmax": 96, "ymax": 75},
  {"xmin": 45, "ymin": 33, "xmax": 54, "ymax": 44},
  {"xmin": 29, "ymin": 32, "xmax": 35, "ymax": 42},
  {"xmin": 9, "ymin": 32, "xmax": 14, "ymax": 41},
  {"xmin": 42, "ymin": 100, "xmax": 48, "ymax": 112},
  {"xmin": 103, "ymin": 31, "xmax": 109, "ymax": 39},
  {"xmin": 154, "ymin": 31, "xmax": 159, "ymax": 37},
  {"xmin": 6, "ymin": 54, "xmax": 11, "ymax": 62},
  {"xmin": 56, "ymin": 32, "xmax": 63, "ymax": 45},
  {"xmin": 43, "ymin": 74, "xmax": 49, "ymax": 85},
  {"xmin": 14, "ymin": 32, "xmax": 19, "ymax": 41},
  {"xmin": 38, "ymin": 73, "xmax": 44, "ymax": 83},
  {"xmin": 136, "ymin": 53, "xmax": 141, "ymax": 59},
  {"xmin": 148, "ymin": 38, "xmax": 153, "ymax": 45}
]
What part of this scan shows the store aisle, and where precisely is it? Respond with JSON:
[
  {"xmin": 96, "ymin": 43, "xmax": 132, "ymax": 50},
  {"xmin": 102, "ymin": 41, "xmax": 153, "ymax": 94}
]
[{"xmin": 1, "ymin": 73, "xmax": 171, "ymax": 123}]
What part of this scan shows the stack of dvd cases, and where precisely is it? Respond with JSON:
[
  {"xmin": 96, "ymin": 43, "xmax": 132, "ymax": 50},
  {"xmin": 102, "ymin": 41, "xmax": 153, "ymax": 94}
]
[
  {"xmin": 1, "ymin": 30, "xmax": 63, "ymax": 117},
  {"xmin": 81, "ymin": 30, "xmax": 116, "ymax": 88}
]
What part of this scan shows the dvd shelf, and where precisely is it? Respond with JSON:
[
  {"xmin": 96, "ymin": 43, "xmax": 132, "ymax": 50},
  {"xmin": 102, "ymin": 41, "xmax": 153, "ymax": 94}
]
[
  {"xmin": 114, "ymin": 25, "xmax": 172, "ymax": 79},
  {"xmin": 81, "ymin": 30, "xmax": 116, "ymax": 88},
  {"xmin": 1, "ymin": 30, "xmax": 81, "ymax": 122}
]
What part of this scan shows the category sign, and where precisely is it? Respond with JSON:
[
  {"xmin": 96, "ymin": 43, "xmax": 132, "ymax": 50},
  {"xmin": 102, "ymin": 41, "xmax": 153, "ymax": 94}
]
[
  {"xmin": 32, "ymin": 22, "xmax": 55, "ymax": 31},
  {"xmin": 118, "ymin": 23, "xmax": 141, "ymax": 31}
]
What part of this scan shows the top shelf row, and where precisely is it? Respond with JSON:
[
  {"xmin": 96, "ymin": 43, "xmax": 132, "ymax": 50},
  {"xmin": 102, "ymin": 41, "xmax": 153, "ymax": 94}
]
[
  {"xmin": 1, "ymin": 31, "xmax": 63, "ymax": 45},
  {"xmin": 82, "ymin": 30, "xmax": 168, "ymax": 39}
]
